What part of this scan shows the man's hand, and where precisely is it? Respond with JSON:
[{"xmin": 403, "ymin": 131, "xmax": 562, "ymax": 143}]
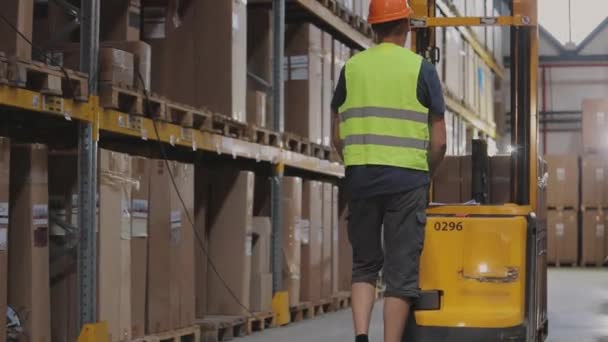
[
  {"xmin": 332, "ymin": 112, "xmax": 344, "ymax": 161},
  {"xmin": 428, "ymin": 115, "xmax": 447, "ymax": 178}
]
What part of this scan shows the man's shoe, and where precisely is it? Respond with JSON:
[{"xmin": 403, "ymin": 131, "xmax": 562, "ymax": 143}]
[{"xmin": 355, "ymin": 334, "xmax": 369, "ymax": 342}]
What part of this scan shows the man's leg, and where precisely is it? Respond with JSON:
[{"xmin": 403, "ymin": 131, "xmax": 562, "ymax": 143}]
[
  {"xmin": 382, "ymin": 186, "xmax": 428, "ymax": 342},
  {"xmin": 348, "ymin": 197, "xmax": 384, "ymax": 339}
]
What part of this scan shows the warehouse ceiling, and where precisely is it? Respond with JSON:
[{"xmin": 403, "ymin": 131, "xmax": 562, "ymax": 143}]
[{"xmin": 539, "ymin": 0, "xmax": 607, "ymax": 46}]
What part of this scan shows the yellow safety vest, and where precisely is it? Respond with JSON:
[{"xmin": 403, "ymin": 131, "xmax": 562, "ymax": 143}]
[{"xmin": 339, "ymin": 43, "xmax": 430, "ymax": 171}]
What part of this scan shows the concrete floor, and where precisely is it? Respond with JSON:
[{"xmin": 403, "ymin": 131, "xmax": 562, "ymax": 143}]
[{"xmin": 239, "ymin": 269, "xmax": 608, "ymax": 342}]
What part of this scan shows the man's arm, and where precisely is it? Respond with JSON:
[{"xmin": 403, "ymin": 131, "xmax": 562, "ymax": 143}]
[
  {"xmin": 428, "ymin": 115, "xmax": 447, "ymax": 178},
  {"xmin": 332, "ymin": 111, "xmax": 344, "ymax": 161},
  {"xmin": 331, "ymin": 68, "xmax": 347, "ymax": 161}
]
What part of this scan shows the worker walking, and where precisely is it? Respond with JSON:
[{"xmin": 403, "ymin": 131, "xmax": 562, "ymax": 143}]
[{"xmin": 331, "ymin": 1, "xmax": 447, "ymax": 341}]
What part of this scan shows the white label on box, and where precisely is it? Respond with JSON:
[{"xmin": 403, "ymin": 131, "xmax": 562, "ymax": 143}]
[
  {"xmin": 121, "ymin": 197, "xmax": 131, "ymax": 240},
  {"xmin": 288, "ymin": 55, "xmax": 309, "ymax": 81},
  {"xmin": 294, "ymin": 222, "xmax": 301, "ymax": 243},
  {"xmin": 232, "ymin": 12, "xmax": 238, "ymax": 31},
  {"xmin": 0, "ymin": 228, "xmax": 7, "ymax": 250},
  {"xmin": 0, "ymin": 202, "xmax": 8, "ymax": 225},
  {"xmin": 596, "ymin": 224, "xmax": 605, "ymax": 238},
  {"xmin": 33, "ymin": 204, "xmax": 49, "ymax": 225},
  {"xmin": 556, "ymin": 168, "xmax": 566, "ymax": 181},
  {"xmin": 555, "ymin": 223, "xmax": 564, "ymax": 237},
  {"xmin": 246, "ymin": 234, "xmax": 253, "ymax": 257},
  {"xmin": 597, "ymin": 112, "xmax": 606, "ymax": 125},
  {"xmin": 170, "ymin": 210, "xmax": 181, "ymax": 230},
  {"xmin": 596, "ymin": 168, "xmax": 605, "ymax": 181},
  {"xmin": 131, "ymin": 199, "xmax": 149, "ymax": 219},
  {"xmin": 300, "ymin": 220, "xmax": 311, "ymax": 245}
]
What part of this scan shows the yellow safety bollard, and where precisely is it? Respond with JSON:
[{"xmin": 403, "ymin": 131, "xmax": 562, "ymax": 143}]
[{"xmin": 272, "ymin": 291, "xmax": 291, "ymax": 326}]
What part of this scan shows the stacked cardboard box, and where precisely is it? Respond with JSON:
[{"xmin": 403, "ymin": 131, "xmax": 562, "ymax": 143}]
[
  {"xmin": 581, "ymin": 210, "xmax": 607, "ymax": 266},
  {"xmin": 98, "ymin": 150, "xmax": 134, "ymax": 342},
  {"xmin": 284, "ymin": 24, "xmax": 323, "ymax": 144},
  {"xmin": 282, "ymin": 177, "xmax": 303, "ymax": 306},
  {"xmin": 0, "ymin": 0, "xmax": 33, "ymax": 59},
  {"xmin": 194, "ymin": 164, "xmax": 210, "ymax": 318},
  {"xmin": 251, "ymin": 217, "xmax": 273, "ymax": 312},
  {"xmin": 8, "ymin": 144, "xmax": 50, "ymax": 342},
  {"xmin": 545, "ymin": 155, "xmax": 580, "ymax": 265},
  {"xmin": 147, "ymin": 159, "xmax": 195, "ymax": 332},
  {"xmin": 321, "ymin": 33, "xmax": 333, "ymax": 147},
  {"xmin": 247, "ymin": 8, "xmax": 272, "ymax": 128},
  {"xmin": 0, "ymin": 138, "xmax": 9, "ymax": 342},
  {"xmin": 301, "ymin": 181, "xmax": 323, "ymax": 303},
  {"xmin": 321, "ymin": 183, "xmax": 333, "ymax": 299},
  {"xmin": 582, "ymin": 99, "xmax": 608, "ymax": 153},
  {"xmin": 580, "ymin": 155, "xmax": 608, "ymax": 266},
  {"xmin": 207, "ymin": 169, "xmax": 254, "ymax": 315},
  {"xmin": 150, "ymin": 0, "xmax": 247, "ymax": 122},
  {"xmin": 101, "ymin": 0, "xmax": 141, "ymax": 41}
]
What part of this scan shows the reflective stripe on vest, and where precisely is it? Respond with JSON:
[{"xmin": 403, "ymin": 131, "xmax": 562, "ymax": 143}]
[{"xmin": 339, "ymin": 43, "xmax": 430, "ymax": 171}]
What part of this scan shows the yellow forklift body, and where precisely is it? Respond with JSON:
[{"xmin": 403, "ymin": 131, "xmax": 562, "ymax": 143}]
[{"xmin": 416, "ymin": 209, "xmax": 529, "ymax": 328}]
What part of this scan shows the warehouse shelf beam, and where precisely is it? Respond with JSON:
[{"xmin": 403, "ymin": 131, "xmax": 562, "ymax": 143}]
[
  {"xmin": 434, "ymin": 0, "xmax": 507, "ymax": 79},
  {"xmin": 250, "ymin": 0, "xmax": 374, "ymax": 49},
  {"xmin": 78, "ymin": 0, "xmax": 100, "ymax": 328}
]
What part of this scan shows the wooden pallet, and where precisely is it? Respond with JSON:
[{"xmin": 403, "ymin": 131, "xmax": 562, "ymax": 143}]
[
  {"xmin": 312, "ymin": 298, "xmax": 332, "ymax": 316},
  {"xmin": 246, "ymin": 311, "xmax": 275, "ymax": 334},
  {"xmin": 6, "ymin": 56, "xmax": 88, "ymax": 101},
  {"xmin": 245, "ymin": 125, "xmax": 281, "ymax": 147},
  {"xmin": 548, "ymin": 262, "xmax": 578, "ymax": 267},
  {"xmin": 318, "ymin": 0, "xmax": 338, "ymax": 14},
  {"xmin": 164, "ymin": 101, "xmax": 212, "ymax": 130},
  {"xmin": 211, "ymin": 114, "xmax": 247, "ymax": 138},
  {"xmin": 338, "ymin": 4, "xmax": 354, "ymax": 24},
  {"xmin": 331, "ymin": 291, "xmax": 352, "ymax": 311},
  {"xmin": 99, "ymin": 83, "xmax": 165, "ymax": 118},
  {"xmin": 283, "ymin": 133, "xmax": 311, "ymax": 156},
  {"xmin": 131, "ymin": 326, "xmax": 200, "ymax": 342},
  {"xmin": 311, "ymin": 143, "xmax": 331, "ymax": 160},
  {"xmin": 290, "ymin": 302, "xmax": 314, "ymax": 322},
  {"xmin": 197, "ymin": 316, "xmax": 247, "ymax": 342}
]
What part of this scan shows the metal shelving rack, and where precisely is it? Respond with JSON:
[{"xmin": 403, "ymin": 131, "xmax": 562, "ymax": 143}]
[{"xmin": 0, "ymin": 0, "xmax": 510, "ymax": 333}]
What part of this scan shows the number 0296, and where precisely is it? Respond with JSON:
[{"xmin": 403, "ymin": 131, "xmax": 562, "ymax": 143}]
[{"xmin": 433, "ymin": 221, "xmax": 464, "ymax": 232}]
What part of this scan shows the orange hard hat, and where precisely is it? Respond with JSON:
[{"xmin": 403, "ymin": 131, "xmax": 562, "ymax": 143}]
[{"xmin": 368, "ymin": 0, "xmax": 413, "ymax": 24}]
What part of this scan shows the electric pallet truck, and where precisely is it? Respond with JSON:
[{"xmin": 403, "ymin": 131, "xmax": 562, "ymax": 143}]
[{"xmin": 403, "ymin": 1, "xmax": 548, "ymax": 341}]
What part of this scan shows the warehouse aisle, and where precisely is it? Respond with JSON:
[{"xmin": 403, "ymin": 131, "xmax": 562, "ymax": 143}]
[{"xmin": 239, "ymin": 269, "xmax": 608, "ymax": 342}]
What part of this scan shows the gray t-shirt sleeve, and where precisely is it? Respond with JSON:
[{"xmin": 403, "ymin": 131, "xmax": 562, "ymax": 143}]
[{"xmin": 416, "ymin": 60, "xmax": 446, "ymax": 118}]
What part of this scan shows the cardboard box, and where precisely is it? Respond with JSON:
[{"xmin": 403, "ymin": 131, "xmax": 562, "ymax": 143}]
[
  {"xmin": 338, "ymin": 202, "xmax": 352, "ymax": 292},
  {"xmin": 99, "ymin": 48, "xmax": 135, "ymax": 87},
  {"xmin": 322, "ymin": 32, "xmax": 333, "ymax": 147},
  {"xmin": 147, "ymin": 159, "xmax": 172, "ymax": 333},
  {"xmin": 582, "ymin": 209, "xmax": 607, "ymax": 266},
  {"xmin": 321, "ymin": 183, "xmax": 333, "ymax": 299},
  {"xmin": 130, "ymin": 157, "xmax": 148, "ymax": 338},
  {"xmin": 0, "ymin": 138, "xmax": 9, "ymax": 342},
  {"xmin": 207, "ymin": 169, "xmax": 254, "ymax": 315},
  {"xmin": 8, "ymin": 144, "xmax": 50, "ymax": 342},
  {"xmin": 251, "ymin": 273, "xmax": 273, "ymax": 313},
  {"xmin": 194, "ymin": 164, "xmax": 211, "ymax": 318},
  {"xmin": 48, "ymin": 152, "xmax": 79, "ymax": 342},
  {"xmin": 102, "ymin": 41, "xmax": 151, "ymax": 90},
  {"xmin": 101, "ymin": 0, "xmax": 141, "ymax": 41},
  {"xmin": 98, "ymin": 150, "xmax": 133, "ymax": 342},
  {"xmin": 247, "ymin": 8, "xmax": 272, "ymax": 127},
  {"xmin": 331, "ymin": 186, "xmax": 340, "ymax": 294},
  {"xmin": 545, "ymin": 155, "xmax": 579, "ymax": 208},
  {"xmin": 490, "ymin": 155, "xmax": 512, "ymax": 204},
  {"xmin": 582, "ymin": 99, "xmax": 608, "ymax": 154},
  {"xmin": 581, "ymin": 155, "xmax": 608, "ymax": 208},
  {"xmin": 432, "ymin": 156, "xmax": 461, "ymax": 203},
  {"xmin": 150, "ymin": 0, "xmax": 247, "ymax": 122},
  {"xmin": 546, "ymin": 210, "xmax": 578, "ymax": 265},
  {"xmin": 0, "ymin": 0, "xmax": 33, "ymax": 58},
  {"xmin": 284, "ymin": 24, "xmax": 323, "ymax": 143},
  {"xmin": 172, "ymin": 163, "xmax": 195, "ymax": 328},
  {"xmin": 247, "ymin": 91, "xmax": 267, "ymax": 128},
  {"xmin": 252, "ymin": 217, "xmax": 271, "ymax": 276},
  {"xmin": 300, "ymin": 181, "xmax": 323, "ymax": 303},
  {"xmin": 282, "ymin": 177, "xmax": 303, "ymax": 306}
]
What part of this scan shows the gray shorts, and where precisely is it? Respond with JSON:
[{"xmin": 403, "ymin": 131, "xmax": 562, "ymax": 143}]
[{"xmin": 348, "ymin": 186, "xmax": 428, "ymax": 300}]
